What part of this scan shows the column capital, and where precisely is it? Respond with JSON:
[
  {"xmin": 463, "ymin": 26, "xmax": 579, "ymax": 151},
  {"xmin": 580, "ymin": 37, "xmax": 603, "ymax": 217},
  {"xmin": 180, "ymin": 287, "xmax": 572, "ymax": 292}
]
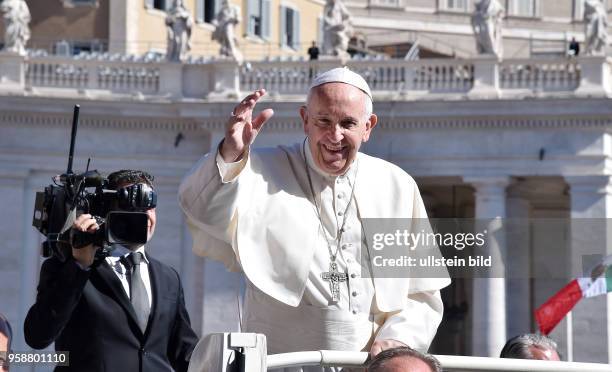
[
  {"xmin": 0, "ymin": 167, "xmax": 29, "ymax": 187},
  {"xmin": 463, "ymin": 176, "xmax": 510, "ymax": 192},
  {"xmin": 565, "ymin": 175, "xmax": 612, "ymax": 195},
  {"xmin": 464, "ymin": 176, "xmax": 510, "ymax": 219}
]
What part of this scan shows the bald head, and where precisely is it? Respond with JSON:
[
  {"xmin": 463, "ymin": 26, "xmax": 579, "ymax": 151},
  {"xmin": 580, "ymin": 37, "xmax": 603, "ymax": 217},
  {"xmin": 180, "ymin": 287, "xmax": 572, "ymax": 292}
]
[{"xmin": 368, "ymin": 347, "xmax": 442, "ymax": 372}]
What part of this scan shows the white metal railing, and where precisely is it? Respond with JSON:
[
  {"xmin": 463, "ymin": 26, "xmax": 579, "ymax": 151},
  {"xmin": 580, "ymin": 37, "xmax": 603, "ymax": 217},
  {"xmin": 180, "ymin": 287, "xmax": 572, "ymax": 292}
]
[
  {"xmin": 266, "ymin": 351, "xmax": 612, "ymax": 371},
  {"xmin": 0, "ymin": 53, "xmax": 610, "ymax": 99},
  {"xmin": 188, "ymin": 333, "xmax": 612, "ymax": 372}
]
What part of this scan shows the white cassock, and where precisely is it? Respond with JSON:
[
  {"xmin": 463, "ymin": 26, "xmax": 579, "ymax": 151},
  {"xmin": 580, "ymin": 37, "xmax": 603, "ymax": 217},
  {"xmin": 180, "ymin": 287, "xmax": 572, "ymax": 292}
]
[{"xmin": 179, "ymin": 140, "xmax": 450, "ymax": 370}]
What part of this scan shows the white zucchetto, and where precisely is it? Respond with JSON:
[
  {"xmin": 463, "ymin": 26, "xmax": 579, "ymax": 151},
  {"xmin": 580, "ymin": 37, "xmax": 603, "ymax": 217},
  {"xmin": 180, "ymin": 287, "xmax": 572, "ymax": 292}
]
[{"xmin": 309, "ymin": 67, "xmax": 373, "ymax": 101}]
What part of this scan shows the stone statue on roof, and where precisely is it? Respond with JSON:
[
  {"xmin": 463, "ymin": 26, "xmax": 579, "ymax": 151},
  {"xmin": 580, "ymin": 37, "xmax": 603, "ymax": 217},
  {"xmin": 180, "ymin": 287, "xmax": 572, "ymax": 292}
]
[
  {"xmin": 1, "ymin": 0, "xmax": 31, "ymax": 55},
  {"xmin": 166, "ymin": 0, "xmax": 193, "ymax": 62},
  {"xmin": 471, "ymin": 0, "xmax": 505, "ymax": 58},
  {"xmin": 322, "ymin": 0, "xmax": 353, "ymax": 60},
  {"xmin": 584, "ymin": 0, "xmax": 608, "ymax": 56},
  {"xmin": 212, "ymin": 0, "xmax": 243, "ymax": 64}
]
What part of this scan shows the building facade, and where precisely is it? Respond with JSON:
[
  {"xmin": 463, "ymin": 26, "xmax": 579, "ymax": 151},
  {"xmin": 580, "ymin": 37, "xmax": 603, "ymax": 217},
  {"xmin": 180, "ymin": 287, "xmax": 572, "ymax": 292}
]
[
  {"xmin": 1, "ymin": 0, "xmax": 612, "ymax": 369},
  {"xmin": 0, "ymin": 0, "xmax": 324, "ymax": 60}
]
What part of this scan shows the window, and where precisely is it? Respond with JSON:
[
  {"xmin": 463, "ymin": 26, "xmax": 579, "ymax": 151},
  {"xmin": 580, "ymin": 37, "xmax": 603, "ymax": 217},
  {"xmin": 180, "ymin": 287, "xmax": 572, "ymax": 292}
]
[
  {"xmin": 439, "ymin": 0, "xmax": 469, "ymax": 12},
  {"xmin": 61, "ymin": 0, "xmax": 97, "ymax": 6},
  {"xmin": 247, "ymin": 0, "xmax": 271, "ymax": 39},
  {"xmin": 196, "ymin": 0, "xmax": 221, "ymax": 23},
  {"xmin": 145, "ymin": 0, "xmax": 167, "ymax": 10},
  {"xmin": 154, "ymin": 0, "xmax": 166, "ymax": 10},
  {"xmin": 574, "ymin": 0, "xmax": 583, "ymax": 19},
  {"xmin": 54, "ymin": 40, "xmax": 106, "ymax": 56},
  {"xmin": 369, "ymin": 0, "xmax": 402, "ymax": 7},
  {"xmin": 280, "ymin": 6, "xmax": 300, "ymax": 49},
  {"xmin": 507, "ymin": 0, "xmax": 539, "ymax": 17},
  {"xmin": 447, "ymin": 0, "xmax": 467, "ymax": 10}
]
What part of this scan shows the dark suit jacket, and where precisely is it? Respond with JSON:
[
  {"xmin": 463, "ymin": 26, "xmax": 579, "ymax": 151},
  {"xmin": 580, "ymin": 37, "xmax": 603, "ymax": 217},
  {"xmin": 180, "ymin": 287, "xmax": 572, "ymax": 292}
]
[{"xmin": 24, "ymin": 254, "xmax": 198, "ymax": 372}]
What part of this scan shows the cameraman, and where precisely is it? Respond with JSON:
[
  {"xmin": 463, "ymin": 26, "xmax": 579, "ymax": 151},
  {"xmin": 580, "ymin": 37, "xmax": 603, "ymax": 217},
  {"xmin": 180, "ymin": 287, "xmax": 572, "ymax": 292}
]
[{"xmin": 24, "ymin": 170, "xmax": 197, "ymax": 372}]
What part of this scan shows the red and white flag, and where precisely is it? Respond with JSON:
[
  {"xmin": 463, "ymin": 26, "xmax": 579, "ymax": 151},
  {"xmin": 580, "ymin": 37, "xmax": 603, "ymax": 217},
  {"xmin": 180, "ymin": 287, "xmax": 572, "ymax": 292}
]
[{"xmin": 535, "ymin": 255, "xmax": 612, "ymax": 335}]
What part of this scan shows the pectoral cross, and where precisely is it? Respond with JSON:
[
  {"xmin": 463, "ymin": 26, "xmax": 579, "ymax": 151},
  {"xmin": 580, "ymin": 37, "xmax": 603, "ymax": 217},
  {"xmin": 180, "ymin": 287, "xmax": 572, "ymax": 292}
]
[{"xmin": 321, "ymin": 262, "xmax": 348, "ymax": 302}]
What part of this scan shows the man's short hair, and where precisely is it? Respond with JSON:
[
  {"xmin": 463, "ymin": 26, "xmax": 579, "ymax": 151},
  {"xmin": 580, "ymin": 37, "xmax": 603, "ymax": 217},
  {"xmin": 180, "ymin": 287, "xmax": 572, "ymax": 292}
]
[
  {"xmin": 367, "ymin": 347, "xmax": 442, "ymax": 372},
  {"xmin": 107, "ymin": 170, "xmax": 154, "ymax": 190},
  {"xmin": 0, "ymin": 313, "xmax": 12, "ymax": 348},
  {"xmin": 500, "ymin": 334, "xmax": 559, "ymax": 359}
]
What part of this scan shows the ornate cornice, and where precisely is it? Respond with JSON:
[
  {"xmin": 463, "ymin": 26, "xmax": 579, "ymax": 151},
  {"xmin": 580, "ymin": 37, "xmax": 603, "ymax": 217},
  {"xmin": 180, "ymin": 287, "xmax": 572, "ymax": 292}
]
[
  {"xmin": 376, "ymin": 116, "xmax": 612, "ymax": 130},
  {"xmin": 0, "ymin": 112, "xmax": 203, "ymax": 132},
  {"xmin": 2, "ymin": 111, "xmax": 612, "ymax": 132}
]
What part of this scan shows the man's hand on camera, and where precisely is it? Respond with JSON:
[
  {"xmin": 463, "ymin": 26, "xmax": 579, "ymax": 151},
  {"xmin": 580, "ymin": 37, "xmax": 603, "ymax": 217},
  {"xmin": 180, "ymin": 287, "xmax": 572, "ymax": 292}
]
[{"xmin": 71, "ymin": 214, "xmax": 100, "ymax": 269}]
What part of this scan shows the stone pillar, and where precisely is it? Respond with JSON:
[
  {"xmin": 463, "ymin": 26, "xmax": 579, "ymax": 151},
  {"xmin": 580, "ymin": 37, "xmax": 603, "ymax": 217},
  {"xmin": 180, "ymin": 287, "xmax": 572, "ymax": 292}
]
[
  {"xmin": 575, "ymin": 56, "xmax": 612, "ymax": 98},
  {"xmin": 0, "ymin": 168, "xmax": 28, "ymax": 351},
  {"xmin": 468, "ymin": 57, "xmax": 501, "ymax": 99},
  {"xmin": 565, "ymin": 175, "xmax": 612, "ymax": 363},
  {"xmin": 207, "ymin": 61, "xmax": 241, "ymax": 100},
  {"xmin": 505, "ymin": 194, "xmax": 531, "ymax": 339},
  {"xmin": 202, "ymin": 260, "xmax": 243, "ymax": 335},
  {"xmin": 109, "ymin": 0, "xmax": 140, "ymax": 54},
  {"xmin": 464, "ymin": 176, "xmax": 509, "ymax": 357},
  {"xmin": 18, "ymin": 173, "xmax": 48, "ymax": 358},
  {"xmin": 0, "ymin": 52, "xmax": 26, "ymax": 92},
  {"xmin": 159, "ymin": 63, "xmax": 184, "ymax": 98}
]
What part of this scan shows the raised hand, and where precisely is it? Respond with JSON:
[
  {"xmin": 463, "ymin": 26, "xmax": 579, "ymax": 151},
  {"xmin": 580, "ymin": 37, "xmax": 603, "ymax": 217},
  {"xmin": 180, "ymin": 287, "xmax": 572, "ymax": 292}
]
[{"xmin": 220, "ymin": 88, "xmax": 274, "ymax": 162}]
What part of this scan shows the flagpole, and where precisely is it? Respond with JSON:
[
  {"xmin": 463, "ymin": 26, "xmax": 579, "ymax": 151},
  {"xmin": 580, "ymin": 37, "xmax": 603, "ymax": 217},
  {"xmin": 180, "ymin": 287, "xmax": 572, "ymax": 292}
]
[{"xmin": 566, "ymin": 310, "xmax": 573, "ymax": 362}]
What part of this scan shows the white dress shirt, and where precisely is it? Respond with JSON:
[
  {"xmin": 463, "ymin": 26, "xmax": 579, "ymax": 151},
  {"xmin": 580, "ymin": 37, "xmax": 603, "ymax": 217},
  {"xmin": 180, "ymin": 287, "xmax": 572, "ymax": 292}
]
[{"xmin": 105, "ymin": 245, "xmax": 153, "ymax": 307}]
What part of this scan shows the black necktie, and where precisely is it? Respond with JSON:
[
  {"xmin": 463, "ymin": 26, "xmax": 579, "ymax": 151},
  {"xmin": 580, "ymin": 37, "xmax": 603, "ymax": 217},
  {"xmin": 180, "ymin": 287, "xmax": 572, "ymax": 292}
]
[{"xmin": 121, "ymin": 252, "xmax": 150, "ymax": 333}]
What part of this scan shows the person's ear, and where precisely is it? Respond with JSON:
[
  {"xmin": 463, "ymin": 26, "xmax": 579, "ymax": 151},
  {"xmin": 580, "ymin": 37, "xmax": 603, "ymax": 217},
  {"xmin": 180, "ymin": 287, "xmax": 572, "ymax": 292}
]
[
  {"xmin": 300, "ymin": 105, "xmax": 309, "ymax": 135},
  {"xmin": 362, "ymin": 114, "xmax": 378, "ymax": 142}
]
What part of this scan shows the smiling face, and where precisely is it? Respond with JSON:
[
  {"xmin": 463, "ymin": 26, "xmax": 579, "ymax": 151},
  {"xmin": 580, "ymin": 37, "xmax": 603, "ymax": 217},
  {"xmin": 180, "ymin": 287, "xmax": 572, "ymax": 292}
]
[{"xmin": 300, "ymin": 82, "xmax": 377, "ymax": 175}]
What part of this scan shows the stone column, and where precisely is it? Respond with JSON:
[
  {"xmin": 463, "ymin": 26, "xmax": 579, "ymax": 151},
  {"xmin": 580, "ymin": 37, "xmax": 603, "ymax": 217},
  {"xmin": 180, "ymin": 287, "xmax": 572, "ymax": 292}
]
[
  {"xmin": 19, "ymin": 173, "xmax": 49, "ymax": 358},
  {"xmin": 575, "ymin": 56, "xmax": 612, "ymax": 98},
  {"xmin": 0, "ymin": 168, "xmax": 28, "ymax": 352},
  {"xmin": 109, "ymin": 0, "xmax": 140, "ymax": 54},
  {"xmin": 505, "ymin": 194, "xmax": 531, "ymax": 338},
  {"xmin": 565, "ymin": 175, "xmax": 612, "ymax": 363},
  {"xmin": 464, "ymin": 176, "xmax": 509, "ymax": 357}
]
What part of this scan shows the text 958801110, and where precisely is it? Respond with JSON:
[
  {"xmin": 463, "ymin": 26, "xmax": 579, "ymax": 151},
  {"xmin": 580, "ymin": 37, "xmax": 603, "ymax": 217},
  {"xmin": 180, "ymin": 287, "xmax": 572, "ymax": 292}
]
[{"xmin": 1, "ymin": 351, "xmax": 69, "ymax": 367}]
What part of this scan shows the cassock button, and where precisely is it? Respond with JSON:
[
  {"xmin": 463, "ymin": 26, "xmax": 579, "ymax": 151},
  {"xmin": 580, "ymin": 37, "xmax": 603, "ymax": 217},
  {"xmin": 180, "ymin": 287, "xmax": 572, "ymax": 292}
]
[
  {"xmin": 352, "ymin": 291, "xmax": 358, "ymax": 297},
  {"xmin": 351, "ymin": 273, "xmax": 356, "ymax": 279},
  {"xmin": 337, "ymin": 211, "xmax": 344, "ymax": 216},
  {"xmin": 341, "ymin": 244, "xmax": 348, "ymax": 250},
  {"xmin": 352, "ymin": 310, "xmax": 358, "ymax": 315},
  {"xmin": 337, "ymin": 193, "xmax": 343, "ymax": 199}
]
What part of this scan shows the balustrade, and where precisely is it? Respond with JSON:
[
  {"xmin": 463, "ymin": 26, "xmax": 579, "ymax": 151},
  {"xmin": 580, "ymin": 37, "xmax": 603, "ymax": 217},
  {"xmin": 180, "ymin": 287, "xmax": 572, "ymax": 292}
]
[{"xmin": 0, "ymin": 53, "xmax": 607, "ymax": 99}]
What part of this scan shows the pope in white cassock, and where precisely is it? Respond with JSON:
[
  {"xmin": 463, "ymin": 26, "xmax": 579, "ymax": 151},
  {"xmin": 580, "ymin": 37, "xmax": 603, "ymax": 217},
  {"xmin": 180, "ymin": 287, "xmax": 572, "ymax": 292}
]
[{"xmin": 179, "ymin": 68, "xmax": 451, "ymax": 368}]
